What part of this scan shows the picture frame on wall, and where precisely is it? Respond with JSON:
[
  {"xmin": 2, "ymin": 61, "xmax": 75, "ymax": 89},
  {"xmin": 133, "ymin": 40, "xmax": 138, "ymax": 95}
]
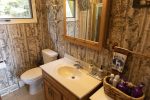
[
  {"xmin": 133, "ymin": 0, "xmax": 150, "ymax": 8},
  {"xmin": 112, "ymin": 52, "xmax": 127, "ymax": 73}
]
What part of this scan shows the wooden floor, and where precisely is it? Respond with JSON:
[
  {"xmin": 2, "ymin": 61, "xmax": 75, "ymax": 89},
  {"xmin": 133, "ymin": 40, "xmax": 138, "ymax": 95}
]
[{"xmin": 2, "ymin": 86, "xmax": 45, "ymax": 100}]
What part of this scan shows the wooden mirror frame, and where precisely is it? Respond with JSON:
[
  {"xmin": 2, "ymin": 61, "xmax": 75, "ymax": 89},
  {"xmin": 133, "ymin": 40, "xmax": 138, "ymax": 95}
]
[{"xmin": 63, "ymin": 0, "xmax": 110, "ymax": 51}]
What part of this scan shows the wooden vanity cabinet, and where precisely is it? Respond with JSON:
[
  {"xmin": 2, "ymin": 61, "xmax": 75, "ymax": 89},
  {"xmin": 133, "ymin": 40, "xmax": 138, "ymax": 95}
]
[
  {"xmin": 44, "ymin": 79, "xmax": 62, "ymax": 100},
  {"xmin": 43, "ymin": 70, "xmax": 78, "ymax": 100},
  {"xmin": 42, "ymin": 70, "xmax": 102, "ymax": 100}
]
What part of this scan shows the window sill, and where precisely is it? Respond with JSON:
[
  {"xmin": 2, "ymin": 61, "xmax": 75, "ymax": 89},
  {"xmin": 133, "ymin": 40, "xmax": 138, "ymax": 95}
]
[{"xmin": 0, "ymin": 18, "xmax": 37, "ymax": 24}]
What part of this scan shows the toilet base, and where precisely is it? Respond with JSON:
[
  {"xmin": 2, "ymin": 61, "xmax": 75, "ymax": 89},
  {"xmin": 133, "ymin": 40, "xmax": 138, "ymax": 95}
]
[{"xmin": 28, "ymin": 80, "xmax": 43, "ymax": 95}]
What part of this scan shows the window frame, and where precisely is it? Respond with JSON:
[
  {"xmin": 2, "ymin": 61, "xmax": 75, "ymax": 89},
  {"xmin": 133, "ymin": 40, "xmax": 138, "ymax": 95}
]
[
  {"xmin": 66, "ymin": 0, "xmax": 76, "ymax": 18},
  {"xmin": 0, "ymin": 0, "xmax": 37, "ymax": 24},
  {"xmin": 66, "ymin": 0, "xmax": 78, "ymax": 22}
]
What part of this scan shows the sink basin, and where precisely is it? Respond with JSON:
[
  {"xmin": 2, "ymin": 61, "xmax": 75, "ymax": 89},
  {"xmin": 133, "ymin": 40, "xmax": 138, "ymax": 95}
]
[{"xmin": 57, "ymin": 66, "xmax": 81, "ymax": 80}]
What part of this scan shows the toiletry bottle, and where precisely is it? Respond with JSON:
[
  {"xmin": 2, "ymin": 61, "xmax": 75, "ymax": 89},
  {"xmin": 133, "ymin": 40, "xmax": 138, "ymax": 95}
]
[
  {"xmin": 126, "ymin": 82, "xmax": 134, "ymax": 96},
  {"xmin": 88, "ymin": 64, "xmax": 94, "ymax": 73},
  {"xmin": 109, "ymin": 74, "xmax": 114, "ymax": 84},
  {"xmin": 97, "ymin": 65, "xmax": 104, "ymax": 78},
  {"xmin": 112, "ymin": 75, "xmax": 120, "ymax": 87},
  {"xmin": 131, "ymin": 83, "xmax": 144, "ymax": 98},
  {"xmin": 117, "ymin": 80, "xmax": 128, "ymax": 93}
]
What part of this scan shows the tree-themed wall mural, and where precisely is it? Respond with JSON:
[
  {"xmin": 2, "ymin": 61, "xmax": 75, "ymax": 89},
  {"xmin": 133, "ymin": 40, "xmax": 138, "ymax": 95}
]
[
  {"xmin": 48, "ymin": 0, "xmax": 150, "ymax": 99},
  {"xmin": 0, "ymin": 0, "xmax": 51, "ymax": 95},
  {"xmin": 0, "ymin": 0, "xmax": 149, "ymax": 99}
]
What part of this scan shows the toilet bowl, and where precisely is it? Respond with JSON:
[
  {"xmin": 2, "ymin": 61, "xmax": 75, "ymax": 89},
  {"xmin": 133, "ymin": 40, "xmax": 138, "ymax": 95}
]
[
  {"xmin": 21, "ymin": 68, "xmax": 42, "ymax": 95},
  {"xmin": 20, "ymin": 49, "xmax": 58, "ymax": 95}
]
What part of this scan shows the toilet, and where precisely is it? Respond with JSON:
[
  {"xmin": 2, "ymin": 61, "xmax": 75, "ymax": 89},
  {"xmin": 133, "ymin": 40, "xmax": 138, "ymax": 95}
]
[{"xmin": 20, "ymin": 49, "xmax": 58, "ymax": 95}]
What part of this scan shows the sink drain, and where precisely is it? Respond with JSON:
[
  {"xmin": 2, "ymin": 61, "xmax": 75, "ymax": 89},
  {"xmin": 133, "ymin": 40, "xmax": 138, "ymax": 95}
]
[
  {"xmin": 68, "ymin": 76, "xmax": 80, "ymax": 80},
  {"xmin": 71, "ymin": 76, "xmax": 75, "ymax": 79}
]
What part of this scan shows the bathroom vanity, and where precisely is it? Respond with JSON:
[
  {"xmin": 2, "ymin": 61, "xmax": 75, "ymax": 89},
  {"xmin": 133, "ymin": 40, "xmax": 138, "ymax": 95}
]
[
  {"xmin": 43, "ymin": 71, "xmax": 78, "ymax": 100},
  {"xmin": 41, "ymin": 57, "xmax": 103, "ymax": 100},
  {"xmin": 43, "ymin": 71, "xmax": 101, "ymax": 100}
]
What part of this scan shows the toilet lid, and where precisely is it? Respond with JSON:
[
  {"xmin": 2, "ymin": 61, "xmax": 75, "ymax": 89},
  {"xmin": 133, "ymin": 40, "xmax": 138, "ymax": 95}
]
[{"xmin": 21, "ymin": 68, "xmax": 42, "ymax": 81}]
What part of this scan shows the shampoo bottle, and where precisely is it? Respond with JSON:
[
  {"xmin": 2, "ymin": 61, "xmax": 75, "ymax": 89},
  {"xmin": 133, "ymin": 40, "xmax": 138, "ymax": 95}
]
[
  {"xmin": 109, "ymin": 74, "xmax": 114, "ymax": 84},
  {"xmin": 131, "ymin": 83, "xmax": 144, "ymax": 98},
  {"xmin": 112, "ymin": 75, "xmax": 120, "ymax": 87}
]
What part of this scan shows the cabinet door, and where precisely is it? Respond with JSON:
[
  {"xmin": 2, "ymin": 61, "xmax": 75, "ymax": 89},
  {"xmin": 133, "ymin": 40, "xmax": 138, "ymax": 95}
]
[
  {"xmin": 52, "ymin": 86, "xmax": 62, "ymax": 100},
  {"xmin": 63, "ymin": 96, "xmax": 68, "ymax": 100},
  {"xmin": 44, "ymin": 80, "xmax": 62, "ymax": 100}
]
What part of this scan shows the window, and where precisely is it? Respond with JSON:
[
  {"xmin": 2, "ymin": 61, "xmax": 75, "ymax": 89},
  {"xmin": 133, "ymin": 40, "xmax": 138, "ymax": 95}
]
[
  {"xmin": 66, "ymin": 0, "xmax": 76, "ymax": 18},
  {"xmin": 0, "ymin": 0, "xmax": 37, "ymax": 24}
]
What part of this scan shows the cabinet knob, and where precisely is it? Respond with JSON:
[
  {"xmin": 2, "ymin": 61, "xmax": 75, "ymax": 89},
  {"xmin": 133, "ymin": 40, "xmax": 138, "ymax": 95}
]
[{"xmin": 48, "ymin": 88, "xmax": 53, "ymax": 96}]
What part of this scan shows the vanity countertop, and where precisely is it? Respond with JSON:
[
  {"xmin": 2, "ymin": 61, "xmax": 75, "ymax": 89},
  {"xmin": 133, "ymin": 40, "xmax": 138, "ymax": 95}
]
[
  {"xmin": 90, "ymin": 87, "xmax": 113, "ymax": 100},
  {"xmin": 40, "ymin": 57, "xmax": 102, "ymax": 99}
]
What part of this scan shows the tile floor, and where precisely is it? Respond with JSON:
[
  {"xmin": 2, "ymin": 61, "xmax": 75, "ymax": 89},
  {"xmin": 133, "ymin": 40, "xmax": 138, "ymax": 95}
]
[{"xmin": 2, "ymin": 86, "xmax": 45, "ymax": 100}]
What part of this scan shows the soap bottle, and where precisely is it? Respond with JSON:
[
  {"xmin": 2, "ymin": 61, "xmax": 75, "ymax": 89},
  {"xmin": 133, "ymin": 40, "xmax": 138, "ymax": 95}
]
[
  {"xmin": 96, "ymin": 65, "xmax": 104, "ymax": 79},
  {"xmin": 117, "ymin": 80, "xmax": 128, "ymax": 93},
  {"xmin": 112, "ymin": 75, "xmax": 120, "ymax": 87},
  {"xmin": 131, "ymin": 83, "xmax": 144, "ymax": 98},
  {"xmin": 109, "ymin": 74, "xmax": 114, "ymax": 84},
  {"xmin": 98, "ymin": 65, "xmax": 104, "ymax": 77}
]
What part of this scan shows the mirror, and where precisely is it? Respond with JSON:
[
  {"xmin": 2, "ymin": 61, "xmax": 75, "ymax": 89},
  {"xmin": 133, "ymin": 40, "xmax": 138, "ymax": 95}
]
[{"xmin": 64, "ymin": 0, "xmax": 109, "ymax": 50}]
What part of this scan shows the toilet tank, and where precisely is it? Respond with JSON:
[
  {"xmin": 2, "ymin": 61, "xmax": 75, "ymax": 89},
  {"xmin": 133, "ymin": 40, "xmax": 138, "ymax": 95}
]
[{"xmin": 42, "ymin": 49, "xmax": 58, "ymax": 64}]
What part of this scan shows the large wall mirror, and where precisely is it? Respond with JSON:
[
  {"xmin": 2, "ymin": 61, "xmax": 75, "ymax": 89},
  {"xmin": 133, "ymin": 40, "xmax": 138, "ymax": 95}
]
[{"xmin": 63, "ymin": 0, "xmax": 110, "ymax": 50}]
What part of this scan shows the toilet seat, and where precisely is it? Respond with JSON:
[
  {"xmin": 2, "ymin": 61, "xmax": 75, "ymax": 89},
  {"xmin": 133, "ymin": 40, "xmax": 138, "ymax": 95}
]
[{"xmin": 21, "ymin": 67, "xmax": 42, "ymax": 82}]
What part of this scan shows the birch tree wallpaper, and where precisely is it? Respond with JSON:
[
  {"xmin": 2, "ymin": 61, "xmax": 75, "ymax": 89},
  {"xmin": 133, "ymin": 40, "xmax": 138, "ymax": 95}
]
[{"xmin": 0, "ymin": 0, "xmax": 150, "ymax": 99}]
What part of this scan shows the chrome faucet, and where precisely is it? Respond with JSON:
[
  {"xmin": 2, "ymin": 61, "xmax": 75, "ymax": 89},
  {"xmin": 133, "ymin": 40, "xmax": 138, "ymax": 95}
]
[{"xmin": 74, "ymin": 61, "xmax": 83, "ymax": 69}]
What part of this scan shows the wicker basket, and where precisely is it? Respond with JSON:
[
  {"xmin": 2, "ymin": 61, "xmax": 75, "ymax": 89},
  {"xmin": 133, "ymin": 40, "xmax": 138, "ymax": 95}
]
[{"xmin": 103, "ymin": 76, "xmax": 145, "ymax": 100}]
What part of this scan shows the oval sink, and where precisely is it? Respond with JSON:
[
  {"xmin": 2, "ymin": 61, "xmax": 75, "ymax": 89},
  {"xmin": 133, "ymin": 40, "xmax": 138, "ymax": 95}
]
[{"xmin": 57, "ymin": 66, "xmax": 81, "ymax": 80}]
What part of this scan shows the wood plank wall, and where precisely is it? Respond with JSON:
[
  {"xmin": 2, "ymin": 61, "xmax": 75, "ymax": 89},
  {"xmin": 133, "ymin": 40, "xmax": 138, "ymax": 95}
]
[
  {"xmin": 0, "ymin": 0, "xmax": 149, "ymax": 99},
  {"xmin": 47, "ymin": 0, "xmax": 150, "ymax": 99},
  {"xmin": 0, "ymin": 0, "xmax": 51, "ymax": 91}
]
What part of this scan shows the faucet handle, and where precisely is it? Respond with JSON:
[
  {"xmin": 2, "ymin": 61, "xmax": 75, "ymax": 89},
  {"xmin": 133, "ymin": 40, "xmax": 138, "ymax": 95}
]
[
  {"xmin": 75, "ymin": 60, "xmax": 80, "ymax": 64},
  {"xmin": 89, "ymin": 64, "xmax": 95, "ymax": 67},
  {"xmin": 89, "ymin": 63, "xmax": 97, "ymax": 69},
  {"xmin": 74, "ymin": 61, "xmax": 83, "ymax": 69}
]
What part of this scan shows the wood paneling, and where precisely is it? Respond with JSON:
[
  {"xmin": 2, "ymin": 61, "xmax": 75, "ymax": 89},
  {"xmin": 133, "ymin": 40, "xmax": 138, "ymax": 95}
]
[
  {"xmin": 0, "ymin": 0, "xmax": 149, "ymax": 99},
  {"xmin": 0, "ymin": 0, "xmax": 51, "ymax": 94},
  {"xmin": 48, "ymin": 0, "xmax": 150, "ymax": 99}
]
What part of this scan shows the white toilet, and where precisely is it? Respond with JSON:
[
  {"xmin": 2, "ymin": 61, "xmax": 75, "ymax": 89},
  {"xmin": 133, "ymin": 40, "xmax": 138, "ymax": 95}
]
[{"xmin": 20, "ymin": 49, "xmax": 58, "ymax": 95}]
